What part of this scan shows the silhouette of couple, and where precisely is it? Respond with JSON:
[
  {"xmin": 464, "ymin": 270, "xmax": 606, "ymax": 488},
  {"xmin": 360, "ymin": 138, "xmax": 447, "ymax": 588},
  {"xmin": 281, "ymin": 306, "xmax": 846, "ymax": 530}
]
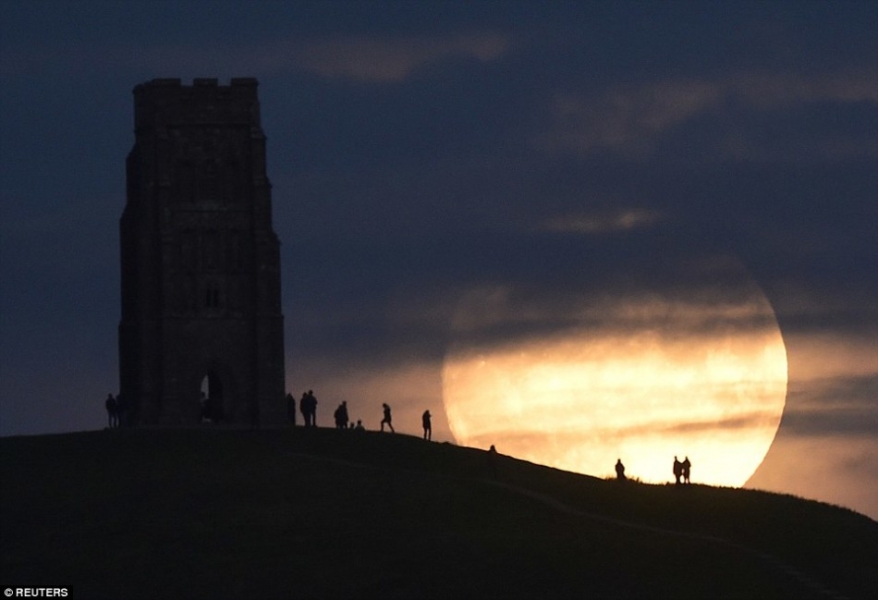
[
  {"xmin": 104, "ymin": 393, "xmax": 128, "ymax": 428},
  {"xmin": 673, "ymin": 456, "xmax": 692, "ymax": 485},
  {"xmin": 300, "ymin": 390, "xmax": 318, "ymax": 427}
]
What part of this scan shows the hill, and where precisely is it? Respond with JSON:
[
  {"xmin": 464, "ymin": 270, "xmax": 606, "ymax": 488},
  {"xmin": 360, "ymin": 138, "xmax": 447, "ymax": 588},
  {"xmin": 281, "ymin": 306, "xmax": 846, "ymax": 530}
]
[{"xmin": 2, "ymin": 428, "xmax": 876, "ymax": 599}]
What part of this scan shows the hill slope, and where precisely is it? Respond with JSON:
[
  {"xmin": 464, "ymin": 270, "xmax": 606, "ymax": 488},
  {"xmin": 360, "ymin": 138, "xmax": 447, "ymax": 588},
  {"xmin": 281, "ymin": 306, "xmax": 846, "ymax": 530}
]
[{"xmin": 2, "ymin": 429, "xmax": 876, "ymax": 599}]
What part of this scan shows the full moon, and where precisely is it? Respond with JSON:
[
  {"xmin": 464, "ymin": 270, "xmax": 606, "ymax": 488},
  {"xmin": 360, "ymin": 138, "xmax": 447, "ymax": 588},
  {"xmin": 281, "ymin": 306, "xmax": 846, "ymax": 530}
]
[{"xmin": 441, "ymin": 259, "xmax": 787, "ymax": 487}]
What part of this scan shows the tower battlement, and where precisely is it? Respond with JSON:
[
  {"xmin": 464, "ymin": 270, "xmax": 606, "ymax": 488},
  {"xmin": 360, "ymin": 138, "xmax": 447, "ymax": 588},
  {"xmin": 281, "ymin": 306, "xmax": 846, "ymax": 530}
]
[{"xmin": 133, "ymin": 78, "xmax": 261, "ymax": 129}]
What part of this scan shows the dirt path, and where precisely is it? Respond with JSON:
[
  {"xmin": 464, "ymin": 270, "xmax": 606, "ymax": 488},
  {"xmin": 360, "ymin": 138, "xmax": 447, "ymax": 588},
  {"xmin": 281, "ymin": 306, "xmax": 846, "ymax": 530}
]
[
  {"xmin": 284, "ymin": 449, "xmax": 849, "ymax": 600},
  {"xmin": 483, "ymin": 478, "xmax": 849, "ymax": 600}
]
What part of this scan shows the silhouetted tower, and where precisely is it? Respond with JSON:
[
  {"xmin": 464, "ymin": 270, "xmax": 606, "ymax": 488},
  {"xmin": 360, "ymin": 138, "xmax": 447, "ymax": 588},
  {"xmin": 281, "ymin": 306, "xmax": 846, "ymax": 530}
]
[{"xmin": 119, "ymin": 78, "xmax": 285, "ymax": 426}]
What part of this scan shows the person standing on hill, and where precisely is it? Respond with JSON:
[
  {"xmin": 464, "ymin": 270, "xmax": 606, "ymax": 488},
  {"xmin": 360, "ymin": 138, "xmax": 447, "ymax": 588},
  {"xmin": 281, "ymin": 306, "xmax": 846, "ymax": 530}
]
[
  {"xmin": 308, "ymin": 390, "xmax": 318, "ymax": 426},
  {"xmin": 300, "ymin": 392, "xmax": 310, "ymax": 426},
  {"xmin": 615, "ymin": 458, "xmax": 626, "ymax": 481},
  {"xmin": 334, "ymin": 401, "xmax": 349, "ymax": 429},
  {"xmin": 422, "ymin": 410, "xmax": 432, "ymax": 440},
  {"xmin": 300, "ymin": 390, "xmax": 318, "ymax": 427},
  {"xmin": 380, "ymin": 403, "xmax": 395, "ymax": 433},
  {"xmin": 682, "ymin": 456, "xmax": 691, "ymax": 484},
  {"xmin": 105, "ymin": 393, "xmax": 117, "ymax": 428}
]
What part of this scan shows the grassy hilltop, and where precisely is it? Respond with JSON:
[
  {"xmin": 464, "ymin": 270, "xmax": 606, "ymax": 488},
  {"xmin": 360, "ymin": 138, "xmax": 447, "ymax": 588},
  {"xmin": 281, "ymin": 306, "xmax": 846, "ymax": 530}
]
[{"xmin": 2, "ymin": 428, "xmax": 876, "ymax": 599}]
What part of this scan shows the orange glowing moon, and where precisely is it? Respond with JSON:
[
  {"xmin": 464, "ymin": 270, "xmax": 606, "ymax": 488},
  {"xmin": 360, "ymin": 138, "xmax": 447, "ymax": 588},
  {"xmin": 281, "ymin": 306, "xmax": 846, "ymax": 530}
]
[{"xmin": 441, "ymin": 265, "xmax": 787, "ymax": 487}]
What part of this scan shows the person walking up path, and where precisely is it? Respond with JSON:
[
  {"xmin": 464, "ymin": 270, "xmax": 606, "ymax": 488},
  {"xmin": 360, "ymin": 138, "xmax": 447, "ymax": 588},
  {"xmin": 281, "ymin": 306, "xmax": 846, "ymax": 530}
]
[{"xmin": 380, "ymin": 403, "xmax": 395, "ymax": 433}]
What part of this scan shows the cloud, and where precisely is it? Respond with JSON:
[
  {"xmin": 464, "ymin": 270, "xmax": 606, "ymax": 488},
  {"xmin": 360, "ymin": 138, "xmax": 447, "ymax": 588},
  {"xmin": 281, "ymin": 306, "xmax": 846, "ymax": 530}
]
[
  {"xmin": 446, "ymin": 253, "xmax": 782, "ymax": 351},
  {"xmin": 541, "ymin": 80, "xmax": 721, "ymax": 155},
  {"xmin": 541, "ymin": 208, "xmax": 662, "ymax": 234},
  {"xmin": 732, "ymin": 71, "xmax": 878, "ymax": 108},
  {"xmin": 294, "ymin": 32, "xmax": 510, "ymax": 82},
  {"xmin": 0, "ymin": 32, "xmax": 511, "ymax": 83},
  {"xmin": 785, "ymin": 331, "xmax": 878, "ymax": 381},
  {"xmin": 747, "ymin": 435, "xmax": 878, "ymax": 520},
  {"xmin": 781, "ymin": 375, "xmax": 878, "ymax": 437},
  {"xmin": 538, "ymin": 69, "xmax": 878, "ymax": 158},
  {"xmin": 469, "ymin": 411, "xmax": 789, "ymax": 449}
]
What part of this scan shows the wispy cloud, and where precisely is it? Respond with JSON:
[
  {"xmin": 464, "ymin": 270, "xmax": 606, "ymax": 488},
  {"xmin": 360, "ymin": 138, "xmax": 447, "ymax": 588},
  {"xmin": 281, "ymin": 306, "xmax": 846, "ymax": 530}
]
[
  {"xmin": 542, "ymin": 208, "xmax": 662, "ymax": 234},
  {"xmin": 747, "ymin": 435, "xmax": 878, "ymax": 520},
  {"xmin": 765, "ymin": 328, "xmax": 878, "ymax": 440},
  {"xmin": 542, "ymin": 80, "xmax": 721, "ymax": 155},
  {"xmin": 538, "ymin": 69, "xmax": 878, "ymax": 158},
  {"xmin": 483, "ymin": 410, "xmax": 785, "ymax": 446},
  {"xmin": 448, "ymin": 262, "xmax": 782, "ymax": 349},
  {"xmin": 733, "ymin": 71, "xmax": 878, "ymax": 107},
  {"xmin": 294, "ymin": 33, "xmax": 510, "ymax": 82},
  {"xmin": 0, "ymin": 32, "xmax": 511, "ymax": 82},
  {"xmin": 786, "ymin": 331, "xmax": 878, "ymax": 381}
]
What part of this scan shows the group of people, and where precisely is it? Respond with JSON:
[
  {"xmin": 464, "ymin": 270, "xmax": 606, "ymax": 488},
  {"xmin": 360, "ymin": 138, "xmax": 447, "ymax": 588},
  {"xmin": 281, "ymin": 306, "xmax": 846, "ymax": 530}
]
[
  {"xmin": 331, "ymin": 401, "xmax": 365, "ymax": 431},
  {"xmin": 613, "ymin": 456, "xmax": 693, "ymax": 485},
  {"xmin": 103, "ymin": 388, "xmax": 432, "ymax": 437},
  {"xmin": 286, "ymin": 391, "xmax": 433, "ymax": 440}
]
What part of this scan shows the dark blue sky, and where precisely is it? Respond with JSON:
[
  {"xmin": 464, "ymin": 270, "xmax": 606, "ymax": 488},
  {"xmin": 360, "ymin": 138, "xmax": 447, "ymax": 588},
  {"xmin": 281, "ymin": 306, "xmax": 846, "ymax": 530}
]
[{"xmin": 1, "ymin": 1, "xmax": 876, "ymax": 518}]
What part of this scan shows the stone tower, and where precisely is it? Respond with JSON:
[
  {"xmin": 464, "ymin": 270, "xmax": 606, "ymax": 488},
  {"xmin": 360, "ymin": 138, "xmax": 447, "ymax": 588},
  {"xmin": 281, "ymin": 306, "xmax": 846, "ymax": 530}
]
[{"xmin": 119, "ymin": 78, "xmax": 285, "ymax": 427}]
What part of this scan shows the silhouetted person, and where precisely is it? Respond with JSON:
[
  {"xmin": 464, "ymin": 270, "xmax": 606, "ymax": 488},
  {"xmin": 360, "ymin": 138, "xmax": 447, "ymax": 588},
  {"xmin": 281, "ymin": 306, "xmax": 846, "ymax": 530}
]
[
  {"xmin": 312, "ymin": 393, "xmax": 318, "ymax": 426},
  {"xmin": 486, "ymin": 444, "xmax": 499, "ymax": 478},
  {"xmin": 300, "ymin": 392, "xmax": 310, "ymax": 426},
  {"xmin": 334, "ymin": 401, "xmax": 349, "ymax": 429},
  {"xmin": 673, "ymin": 456, "xmax": 683, "ymax": 485},
  {"xmin": 105, "ymin": 393, "xmax": 117, "ymax": 428},
  {"xmin": 355, "ymin": 419, "xmax": 365, "ymax": 431},
  {"xmin": 422, "ymin": 410, "xmax": 432, "ymax": 440},
  {"xmin": 615, "ymin": 458, "xmax": 626, "ymax": 481},
  {"xmin": 286, "ymin": 393, "xmax": 296, "ymax": 426},
  {"xmin": 682, "ymin": 456, "xmax": 691, "ymax": 484},
  {"xmin": 380, "ymin": 403, "xmax": 394, "ymax": 433},
  {"xmin": 300, "ymin": 390, "xmax": 318, "ymax": 427}
]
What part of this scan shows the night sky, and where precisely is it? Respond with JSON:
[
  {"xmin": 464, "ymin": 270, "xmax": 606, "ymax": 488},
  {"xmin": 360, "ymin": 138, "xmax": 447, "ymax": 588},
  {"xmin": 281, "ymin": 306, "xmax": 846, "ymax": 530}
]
[{"xmin": 1, "ymin": 1, "xmax": 876, "ymax": 519}]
